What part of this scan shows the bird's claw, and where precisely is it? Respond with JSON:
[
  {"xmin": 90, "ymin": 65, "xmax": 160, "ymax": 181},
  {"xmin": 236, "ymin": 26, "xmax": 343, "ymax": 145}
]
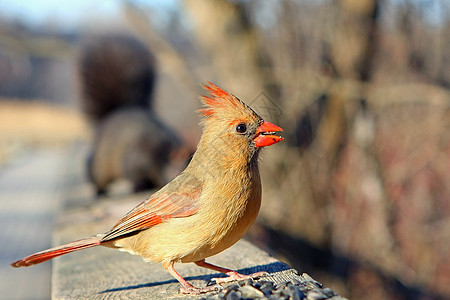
[{"xmin": 211, "ymin": 271, "xmax": 269, "ymax": 284}]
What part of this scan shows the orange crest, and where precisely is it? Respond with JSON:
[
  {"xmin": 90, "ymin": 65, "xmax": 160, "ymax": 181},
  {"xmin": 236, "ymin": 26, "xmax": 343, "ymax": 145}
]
[{"xmin": 199, "ymin": 82, "xmax": 249, "ymax": 118}]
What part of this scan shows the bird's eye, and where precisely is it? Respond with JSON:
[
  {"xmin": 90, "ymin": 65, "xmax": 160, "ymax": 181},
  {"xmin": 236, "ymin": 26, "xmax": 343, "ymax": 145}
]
[{"xmin": 235, "ymin": 123, "xmax": 247, "ymax": 134}]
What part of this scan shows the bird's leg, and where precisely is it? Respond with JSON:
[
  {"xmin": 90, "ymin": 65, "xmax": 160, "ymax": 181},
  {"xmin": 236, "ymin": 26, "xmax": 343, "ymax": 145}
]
[
  {"xmin": 165, "ymin": 262, "xmax": 220, "ymax": 295},
  {"xmin": 195, "ymin": 260, "xmax": 268, "ymax": 284}
]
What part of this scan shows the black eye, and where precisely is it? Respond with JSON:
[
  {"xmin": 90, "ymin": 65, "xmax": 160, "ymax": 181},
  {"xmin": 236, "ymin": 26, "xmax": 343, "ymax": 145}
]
[{"xmin": 235, "ymin": 123, "xmax": 247, "ymax": 133}]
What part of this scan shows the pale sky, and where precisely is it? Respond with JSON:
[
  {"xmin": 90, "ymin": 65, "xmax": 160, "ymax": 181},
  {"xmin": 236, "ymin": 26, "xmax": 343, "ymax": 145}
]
[
  {"xmin": 0, "ymin": 0, "xmax": 179, "ymax": 30},
  {"xmin": 0, "ymin": 0, "xmax": 445, "ymax": 32}
]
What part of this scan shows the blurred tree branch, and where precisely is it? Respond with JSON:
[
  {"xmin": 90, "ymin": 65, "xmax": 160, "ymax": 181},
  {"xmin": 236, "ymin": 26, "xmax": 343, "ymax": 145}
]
[
  {"xmin": 182, "ymin": 0, "xmax": 280, "ymax": 112},
  {"xmin": 121, "ymin": 2, "xmax": 200, "ymax": 101}
]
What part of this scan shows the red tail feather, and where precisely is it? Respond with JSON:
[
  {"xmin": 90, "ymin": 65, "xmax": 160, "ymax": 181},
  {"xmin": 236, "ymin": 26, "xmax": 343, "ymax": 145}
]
[{"xmin": 11, "ymin": 236, "xmax": 102, "ymax": 268}]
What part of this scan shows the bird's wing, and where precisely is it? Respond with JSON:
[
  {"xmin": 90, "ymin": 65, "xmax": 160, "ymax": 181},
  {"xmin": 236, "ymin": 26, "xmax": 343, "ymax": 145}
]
[{"xmin": 101, "ymin": 173, "xmax": 202, "ymax": 242}]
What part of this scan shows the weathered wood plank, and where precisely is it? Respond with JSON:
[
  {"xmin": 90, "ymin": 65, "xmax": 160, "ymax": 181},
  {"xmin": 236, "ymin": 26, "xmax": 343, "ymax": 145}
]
[{"xmin": 0, "ymin": 149, "xmax": 70, "ymax": 300}]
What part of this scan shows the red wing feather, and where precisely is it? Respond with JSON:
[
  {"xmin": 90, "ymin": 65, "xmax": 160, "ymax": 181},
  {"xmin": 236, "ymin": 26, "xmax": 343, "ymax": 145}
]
[
  {"xmin": 101, "ymin": 177, "xmax": 202, "ymax": 242},
  {"xmin": 11, "ymin": 176, "xmax": 202, "ymax": 267}
]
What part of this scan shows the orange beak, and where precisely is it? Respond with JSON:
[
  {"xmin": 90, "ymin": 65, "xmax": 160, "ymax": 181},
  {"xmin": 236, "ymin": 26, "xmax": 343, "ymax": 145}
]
[{"xmin": 254, "ymin": 121, "xmax": 284, "ymax": 148}]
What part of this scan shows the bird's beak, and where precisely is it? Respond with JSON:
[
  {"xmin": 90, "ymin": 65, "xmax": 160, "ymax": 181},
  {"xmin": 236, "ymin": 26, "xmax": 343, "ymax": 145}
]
[{"xmin": 254, "ymin": 121, "xmax": 284, "ymax": 147}]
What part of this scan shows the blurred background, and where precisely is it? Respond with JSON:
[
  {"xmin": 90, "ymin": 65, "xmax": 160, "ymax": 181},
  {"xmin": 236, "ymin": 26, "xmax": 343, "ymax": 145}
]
[{"xmin": 0, "ymin": 0, "xmax": 449, "ymax": 299}]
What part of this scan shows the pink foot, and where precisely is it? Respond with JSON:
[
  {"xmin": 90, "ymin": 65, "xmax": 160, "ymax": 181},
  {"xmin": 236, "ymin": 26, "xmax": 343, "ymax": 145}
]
[{"xmin": 212, "ymin": 271, "xmax": 269, "ymax": 284}]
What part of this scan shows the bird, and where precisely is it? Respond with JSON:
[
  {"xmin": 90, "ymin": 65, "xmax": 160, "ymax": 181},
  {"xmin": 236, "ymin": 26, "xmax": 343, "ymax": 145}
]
[{"xmin": 11, "ymin": 82, "xmax": 284, "ymax": 294}]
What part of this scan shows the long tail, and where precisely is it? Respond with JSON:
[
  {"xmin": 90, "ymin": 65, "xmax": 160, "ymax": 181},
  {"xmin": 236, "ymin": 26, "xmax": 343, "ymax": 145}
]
[{"xmin": 11, "ymin": 236, "xmax": 102, "ymax": 268}]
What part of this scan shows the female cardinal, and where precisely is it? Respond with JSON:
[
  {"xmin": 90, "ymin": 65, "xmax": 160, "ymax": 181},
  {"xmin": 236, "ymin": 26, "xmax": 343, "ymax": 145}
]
[{"xmin": 11, "ymin": 82, "xmax": 284, "ymax": 294}]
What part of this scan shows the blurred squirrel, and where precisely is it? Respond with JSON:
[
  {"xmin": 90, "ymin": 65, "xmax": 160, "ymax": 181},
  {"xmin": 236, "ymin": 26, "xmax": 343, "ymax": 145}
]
[
  {"xmin": 79, "ymin": 34, "xmax": 189, "ymax": 195},
  {"xmin": 89, "ymin": 107, "xmax": 189, "ymax": 195},
  {"xmin": 79, "ymin": 34, "xmax": 156, "ymax": 122}
]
